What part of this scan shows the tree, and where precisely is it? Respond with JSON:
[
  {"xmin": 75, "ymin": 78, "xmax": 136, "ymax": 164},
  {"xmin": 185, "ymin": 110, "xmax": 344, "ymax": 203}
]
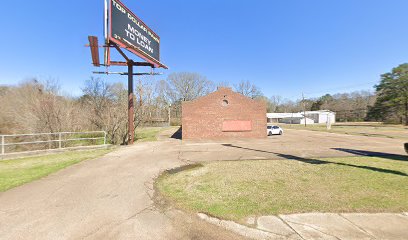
[
  {"xmin": 165, "ymin": 72, "xmax": 214, "ymax": 102},
  {"xmin": 234, "ymin": 80, "xmax": 263, "ymax": 99},
  {"xmin": 217, "ymin": 81, "xmax": 231, "ymax": 88},
  {"xmin": 256, "ymin": 96, "xmax": 274, "ymax": 112},
  {"xmin": 311, "ymin": 94, "xmax": 333, "ymax": 111},
  {"xmin": 269, "ymin": 95, "xmax": 283, "ymax": 112},
  {"xmin": 0, "ymin": 79, "xmax": 79, "ymax": 134},
  {"xmin": 368, "ymin": 63, "xmax": 408, "ymax": 125},
  {"xmin": 81, "ymin": 78, "xmax": 129, "ymax": 144}
]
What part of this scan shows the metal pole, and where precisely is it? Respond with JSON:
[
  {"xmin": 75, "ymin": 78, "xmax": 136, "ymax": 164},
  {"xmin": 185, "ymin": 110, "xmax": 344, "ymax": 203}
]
[
  {"xmin": 1, "ymin": 136, "xmax": 4, "ymax": 155},
  {"xmin": 104, "ymin": 0, "xmax": 108, "ymax": 41},
  {"xmin": 128, "ymin": 61, "xmax": 135, "ymax": 145},
  {"xmin": 104, "ymin": 0, "xmax": 109, "ymax": 66}
]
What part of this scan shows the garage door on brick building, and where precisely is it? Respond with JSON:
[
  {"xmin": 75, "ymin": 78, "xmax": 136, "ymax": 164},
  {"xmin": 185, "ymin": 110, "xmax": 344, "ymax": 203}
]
[{"xmin": 182, "ymin": 87, "xmax": 267, "ymax": 140}]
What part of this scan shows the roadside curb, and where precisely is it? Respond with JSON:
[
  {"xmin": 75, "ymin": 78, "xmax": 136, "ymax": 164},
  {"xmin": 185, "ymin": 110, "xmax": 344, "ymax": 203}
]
[
  {"xmin": 197, "ymin": 213, "xmax": 301, "ymax": 240},
  {"xmin": 197, "ymin": 212, "xmax": 408, "ymax": 240}
]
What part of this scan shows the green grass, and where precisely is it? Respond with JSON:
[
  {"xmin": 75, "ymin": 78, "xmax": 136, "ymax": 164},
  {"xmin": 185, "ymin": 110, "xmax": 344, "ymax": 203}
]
[
  {"xmin": 156, "ymin": 155, "xmax": 408, "ymax": 221},
  {"xmin": 0, "ymin": 149, "xmax": 112, "ymax": 192},
  {"xmin": 282, "ymin": 123, "xmax": 408, "ymax": 140},
  {"xmin": 135, "ymin": 127, "xmax": 168, "ymax": 142}
]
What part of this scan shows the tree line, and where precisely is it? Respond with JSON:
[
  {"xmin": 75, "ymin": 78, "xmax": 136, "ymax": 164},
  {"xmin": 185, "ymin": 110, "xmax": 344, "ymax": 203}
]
[
  {"xmin": 0, "ymin": 73, "xmax": 217, "ymax": 145},
  {"xmin": 0, "ymin": 63, "xmax": 406, "ymax": 144},
  {"xmin": 258, "ymin": 63, "xmax": 407, "ymax": 125}
]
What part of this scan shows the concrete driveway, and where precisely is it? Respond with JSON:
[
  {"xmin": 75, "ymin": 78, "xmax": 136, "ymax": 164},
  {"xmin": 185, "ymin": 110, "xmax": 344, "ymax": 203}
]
[{"xmin": 0, "ymin": 128, "xmax": 406, "ymax": 239}]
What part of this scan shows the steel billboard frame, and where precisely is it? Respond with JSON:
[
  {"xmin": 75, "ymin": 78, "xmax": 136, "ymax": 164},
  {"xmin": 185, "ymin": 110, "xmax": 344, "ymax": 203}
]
[{"xmin": 87, "ymin": 0, "xmax": 168, "ymax": 145}]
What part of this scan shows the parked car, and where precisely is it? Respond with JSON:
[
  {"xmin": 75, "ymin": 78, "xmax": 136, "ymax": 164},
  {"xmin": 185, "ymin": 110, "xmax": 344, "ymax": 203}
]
[{"xmin": 267, "ymin": 125, "xmax": 283, "ymax": 136}]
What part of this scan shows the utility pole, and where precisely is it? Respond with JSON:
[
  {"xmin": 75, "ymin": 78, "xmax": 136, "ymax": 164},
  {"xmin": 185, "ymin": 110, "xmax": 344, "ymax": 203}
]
[{"xmin": 302, "ymin": 92, "xmax": 307, "ymax": 127}]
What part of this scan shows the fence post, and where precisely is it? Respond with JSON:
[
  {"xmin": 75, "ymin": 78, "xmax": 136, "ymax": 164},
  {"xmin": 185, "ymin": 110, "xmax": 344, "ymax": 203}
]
[
  {"xmin": 104, "ymin": 132, "xmax": 107, "ymax": 145},
  {"xmin": 1, "ymin": 136, "xmax": 4, "ymax": 155},
  {"xmin": 48, "ymin": 135, "xmax": 51, "ymax": 150},
  {"xmin": 58, "ymin": 133, "xmax": 62, "ymax": 149}
]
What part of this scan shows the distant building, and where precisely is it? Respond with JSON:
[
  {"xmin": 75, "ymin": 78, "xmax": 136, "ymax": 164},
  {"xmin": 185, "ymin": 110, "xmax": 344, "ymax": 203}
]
[
  {"xmin": 182, "ymin": 87, "xmax": 266, "ymax": 139},
  {"xmin": 267, "ymin": 113, "xmax": 301, "ymax": 123},
  {"xmin": 304, "ymin": 110, "xmax": 336, "ymax": 124},
  {"xmin": 279, "ymin": 117, "xmax": 315, "ymax": 125},
  {"xmin": 267, "ymin": 110, "xmax": 336, "ymax": 124}
]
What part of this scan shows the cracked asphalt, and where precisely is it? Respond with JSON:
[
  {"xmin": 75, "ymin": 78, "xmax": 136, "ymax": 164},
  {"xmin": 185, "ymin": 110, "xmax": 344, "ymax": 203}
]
[{"xmin": 0, "ymin": 127, "xmax": 406, "ymax": 239}]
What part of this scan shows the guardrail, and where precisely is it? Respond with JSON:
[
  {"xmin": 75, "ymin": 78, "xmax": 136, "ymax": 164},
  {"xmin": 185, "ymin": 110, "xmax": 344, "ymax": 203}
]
[{"xmin": 0, "ymin": 131, "xmax": 107, "ymax": 156}]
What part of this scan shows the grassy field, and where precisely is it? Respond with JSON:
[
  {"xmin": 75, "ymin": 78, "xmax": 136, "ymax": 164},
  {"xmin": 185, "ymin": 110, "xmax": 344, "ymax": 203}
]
[
  {"xmin": 282, "ymin": 122, "xmax": 408, "ymax": 140},
  {"xmin": 0, "ymin": 149, "xmax": 111, "ymax": 192},
  {"xmin": 157, "ymin": 155, "xmax": 408, "ymax": 221},
  {"xmin": 135, "ymin": 127, "xmax": 170, "ymax": 142}
]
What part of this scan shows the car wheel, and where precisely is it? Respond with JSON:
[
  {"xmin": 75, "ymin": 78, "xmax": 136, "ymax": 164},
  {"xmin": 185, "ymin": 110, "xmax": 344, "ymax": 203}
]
[
  {"xmin": 268, "ymin": 132, "xmax": 272, "ymax": 136},
  {"xmin": 279, "ymin": 131, "xmax": 283, "ymax": 135}
]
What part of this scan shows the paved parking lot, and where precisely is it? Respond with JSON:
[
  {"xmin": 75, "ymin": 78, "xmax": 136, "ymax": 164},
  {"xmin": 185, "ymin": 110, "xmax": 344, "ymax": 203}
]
[
  {"xmin": 0, "ymin": 127, "xmax": 406, "ymax": 239},
  {"xmin": 179, "ymin": 128, "xmax": 406, "ymax": 163}
]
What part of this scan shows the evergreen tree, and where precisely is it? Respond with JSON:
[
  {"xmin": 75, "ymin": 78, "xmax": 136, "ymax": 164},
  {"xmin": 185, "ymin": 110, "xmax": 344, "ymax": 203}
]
[{"xmin": 368, "ymin": 63, "xmax": 408, "ymax": 125}]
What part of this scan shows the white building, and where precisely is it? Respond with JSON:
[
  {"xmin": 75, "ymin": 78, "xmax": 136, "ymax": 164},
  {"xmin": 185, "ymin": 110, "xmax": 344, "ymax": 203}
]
[
  {"xmin": 304, "ymin": 110, "xmax": 336, "ymax": 124},
  {"xmin": 267, "ymin": 110, "xmax": 336, "ymax": 124},
  {"xmin": 279, "ymin": 117, "xmax": 315, "ymax": 125},
  {"xmin": 266, "ymin": 113, "xmax": 302, "ymax": 123}
]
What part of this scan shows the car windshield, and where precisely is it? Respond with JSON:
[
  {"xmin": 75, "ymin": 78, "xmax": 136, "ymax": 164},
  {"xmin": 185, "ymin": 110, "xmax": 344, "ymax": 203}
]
[{"xmin": 273, "ymin": 126, "xmax": 279, "ymax": 129}]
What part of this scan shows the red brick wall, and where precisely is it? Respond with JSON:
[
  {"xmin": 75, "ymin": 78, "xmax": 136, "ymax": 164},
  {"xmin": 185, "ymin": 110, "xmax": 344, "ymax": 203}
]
[{"xmin": 182, "ymin": 88, "xmax": 266, "ymax": 140}]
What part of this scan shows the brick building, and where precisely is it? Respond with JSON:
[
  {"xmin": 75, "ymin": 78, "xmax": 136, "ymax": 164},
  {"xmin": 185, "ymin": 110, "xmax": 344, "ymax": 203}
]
[{"xmin": 182, "ymin": 87, "xmax": 266, "ymax": 140}]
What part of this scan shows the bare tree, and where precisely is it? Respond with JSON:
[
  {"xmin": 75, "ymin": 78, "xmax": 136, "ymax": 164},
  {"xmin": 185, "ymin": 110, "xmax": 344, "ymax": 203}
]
[
  {"xmin": 234, "ymin": 80, "xmax": 263, "ymax": 99},
  {"xmin": 217, "ymin": 81, "xmax": 231, "ymax": 88},
  {"xmin": 0, "ymin": 86, "xmax": 16, "ymax": 134},
  {"xmin": 0, "ymin": 79, "xmax": 79, "ymax": 134},
  {"xmin": 166, "ymin": 72, "xmax": 214, "ymax": 102},
  {"xmin": 269, "ymin": 95, "xmax": 283, "ymax": 112},
  {"xmin": 81, "ymin": 78, "xmax": 128, "ymax": 144}
]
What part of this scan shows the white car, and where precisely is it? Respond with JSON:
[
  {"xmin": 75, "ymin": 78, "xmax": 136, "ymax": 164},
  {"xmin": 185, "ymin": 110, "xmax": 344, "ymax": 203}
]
[{"xmin": 267, "ymin": 125, "xmax": 283, "ymax": 136}]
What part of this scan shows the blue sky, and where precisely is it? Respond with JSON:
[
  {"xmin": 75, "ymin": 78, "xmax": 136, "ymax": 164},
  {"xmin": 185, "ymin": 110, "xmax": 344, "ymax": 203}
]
[{"xmin": 0, "ymin": 0, "xmax": 407, "ymax": 100}]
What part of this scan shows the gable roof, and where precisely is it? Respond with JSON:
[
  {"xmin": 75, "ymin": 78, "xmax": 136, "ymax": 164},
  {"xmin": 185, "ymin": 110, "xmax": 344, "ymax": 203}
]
[{"xmin": 183, "ymin": 87, "xmax": 261, "ymax": 106}]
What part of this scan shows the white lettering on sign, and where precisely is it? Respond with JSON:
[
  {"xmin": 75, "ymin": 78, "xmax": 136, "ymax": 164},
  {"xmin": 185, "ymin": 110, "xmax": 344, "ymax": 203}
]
[
  {"xmin": 127, "ymin": 13, "xmax": 147, "ymax": 33},
  {"xmin": 125, "ymin": 29, "xmax": 135, "ymax": 40},
  {"xmin": 111, "ymin": 0, "xmax": 160, "ymax": 44},
  {"xmin": 112, "ymin": 0, "xmax": 125, "ymax": 14},
  {"xmin": 126, "ymin": 24, "xmax": 153, "ymax": 54},
  {"xmin": 111, "ymin": 0, "xmax": 160, "ymax": 60},
  {"xmin": 127, "ymin": 24, "xmax": 151, "ymax": 45}
]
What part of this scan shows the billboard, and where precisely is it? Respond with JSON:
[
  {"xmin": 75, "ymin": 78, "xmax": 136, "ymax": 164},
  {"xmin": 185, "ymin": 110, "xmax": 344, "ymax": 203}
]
[{"xmin": 108, "ymin": 0, "xmax": 164, "ymax": 67}]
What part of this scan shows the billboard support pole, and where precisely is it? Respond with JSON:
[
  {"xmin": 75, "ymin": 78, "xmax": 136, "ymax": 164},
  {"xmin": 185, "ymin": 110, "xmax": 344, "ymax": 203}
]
[
  {"xmin": 89, "ymin": 0, "xmax": 168, "ymax": 144},
  {"xmin": 128, "ymin": 60, "xmax": 135, "ymax": 145}
]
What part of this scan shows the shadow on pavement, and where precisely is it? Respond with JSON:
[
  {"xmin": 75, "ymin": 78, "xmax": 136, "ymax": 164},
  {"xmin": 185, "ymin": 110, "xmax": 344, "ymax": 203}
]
[
  {"xmin": 222, "ymin": 144, "xmax": 408, "ymax": 177},
  {"xmin": 332, "ymin": 148, "xmax": 408, "ymax": 162}
]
